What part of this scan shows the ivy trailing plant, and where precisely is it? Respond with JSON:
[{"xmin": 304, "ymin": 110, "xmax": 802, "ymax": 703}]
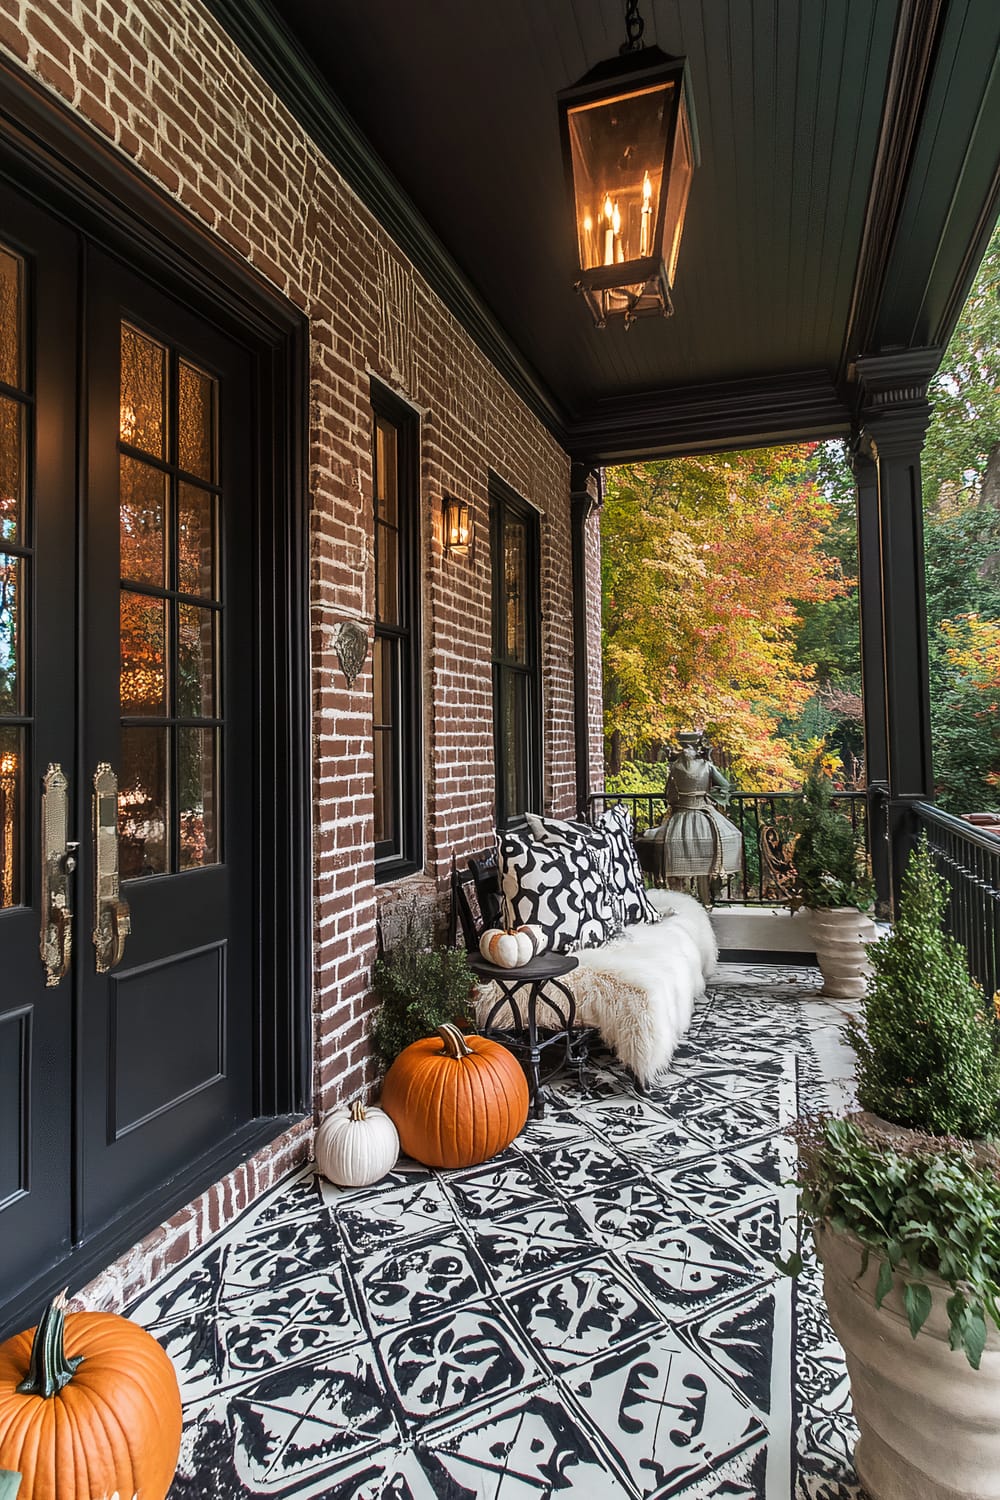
[
  {"xmin": 370, "ymin": 899, "xmax": 474, "ymax": 1067},
  {"xmin": 848, "ymin": 835, "xmax": 1000, "ymax": 1137},
  {"xmin": 780, "ymin": 1114, "xmax": 1000, "ymax": 1368},
  {"xmin": 788, "ymin": 760, "xmax": 874, "ymax": 911}
]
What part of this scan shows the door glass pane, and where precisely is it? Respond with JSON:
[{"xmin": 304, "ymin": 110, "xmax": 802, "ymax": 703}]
[
  {"xmin": 376, "ymin": 521, "xmax": 399, "ymax": 625},
  {"xmin": 178, "ymin": 726, "xmax": 218, "ymax": 868},
  {"xmin": 119, "ymin": 727, "xmax": 168, "ymax": 876},
  {"xmin": 504, "ymin": 518, "xmax": 526, "ymax": 661},
  {"xmin": 120, "ymin": 457, "xmax": 167, "ymax": 587},
  {"xmin": 0, "ymin": 397, "xmax": 23, "ymax": 544},
  {"xmin": 120, "ymin": 591, "xmax": 167, "ymax": 716},
  {"xmin": 0, "ymin": 554, "xmax": 21, "ymax": 714},
  {"xmin": 503, "ymin": 670, "xmax": 528, "ymax": 816},
  {"xmin": 178, "ymin": 482, "xmax": 217, "ymax": 599},
  {"xmin": 120, "ymin": 324, "xmax": 166, "ymax": 459},
  {"xmin": 0, "ymin": 725, "xmax": 20, "ymax": 908},
  {"xmin": 178, "ymin": 360, "xmax": 216, "ymax": 481},
  {"xmin": 177, "ymin": 603, "xmax": 216, "ymax": 719},
  {"xmin": 0, "ymin": 247, "xmax": 22, "ymax": 389},
  {"xmin": 374, "ymin": 418, "xmax": 398, "ymax": 524},
  {"xmin": 374, "ymin": 729, "xmax": 394, "ymax": 846}
]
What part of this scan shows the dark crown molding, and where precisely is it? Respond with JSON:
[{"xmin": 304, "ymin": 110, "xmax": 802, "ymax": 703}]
[{"xmin": 201, "ymin": 0, "xmax": 569, "ymax": 441}]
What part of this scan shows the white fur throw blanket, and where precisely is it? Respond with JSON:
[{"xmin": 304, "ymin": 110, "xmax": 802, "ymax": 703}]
[{"xmin": 474, "ymin": 889, "xmax": 717, "ymax": 1086}]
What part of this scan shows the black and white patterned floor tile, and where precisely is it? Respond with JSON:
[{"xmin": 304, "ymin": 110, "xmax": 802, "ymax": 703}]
[{"xmin": 128, "ymin": 963, "xmax": 864, "ymax": 1499}]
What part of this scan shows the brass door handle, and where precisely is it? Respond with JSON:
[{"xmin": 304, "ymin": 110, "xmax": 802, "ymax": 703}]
[
  {"xmin": 40, "ymin": 764, "xmax": 74, "ymax": 987},
  {"xmin": 93, "ymin": 762, "xmax": 131, "ymax": 973}
]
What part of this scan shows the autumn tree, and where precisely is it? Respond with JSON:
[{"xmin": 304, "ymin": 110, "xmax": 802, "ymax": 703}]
[{"xmin": 602, "ymin": 446, "xmax": 847, "ymax": 787}]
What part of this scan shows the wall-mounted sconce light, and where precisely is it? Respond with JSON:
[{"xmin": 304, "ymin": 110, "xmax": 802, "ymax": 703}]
[{"xmin": 442, "ymin": 493, "xmax": 471, "ymax": 556}]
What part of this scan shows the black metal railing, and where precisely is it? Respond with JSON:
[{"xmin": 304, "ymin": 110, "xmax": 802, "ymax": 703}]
[
  {"xmin": 914, "ymin": 802, "xmax": 1000, "ymax": 999},
  {"xmin": 587, "ymin": 788, "xmax": 868, "ymax": 906}
]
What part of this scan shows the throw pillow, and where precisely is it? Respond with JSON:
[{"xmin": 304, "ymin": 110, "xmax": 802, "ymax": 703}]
[
  {"xmin": 498, "ymin": 832, "xmax": 612, "ymax": 952},
  {"xmin": 595, "ymin": 803, "xmax": 661, "ymax": 926},
  {"xmin": 525, "ymin": 811, "xmax": 628, "ymax": 937}
]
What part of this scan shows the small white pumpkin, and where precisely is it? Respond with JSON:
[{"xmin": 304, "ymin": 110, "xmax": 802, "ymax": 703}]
[
  {"xmin": 515, "ymin": 923, "xmax": 547, "ymax": 956},
  {"xmin": 480, "ymin": 927, "xmax": 534, "ymax": 968},
  {"xmin": 315, "ymin": 1099, "xmax": 399, "ymax": 1187}
]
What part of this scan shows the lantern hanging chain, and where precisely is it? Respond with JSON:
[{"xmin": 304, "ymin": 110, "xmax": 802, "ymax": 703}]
[{"xmin": 620, "ymin": 0, "xmax": 645, "ymax": 54}]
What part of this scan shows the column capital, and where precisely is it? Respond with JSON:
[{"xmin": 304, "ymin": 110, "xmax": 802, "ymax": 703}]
[
  {"xmin": 570, "ymin": 462, "xmax": 602, "ymax": 519},
  {"xmin": 853, "ymin": 347, "xmax": 940, "ymax": 457}
]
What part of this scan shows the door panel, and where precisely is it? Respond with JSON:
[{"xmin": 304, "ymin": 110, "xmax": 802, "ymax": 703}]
[
  {"xmin": 79, "ymin": 253, "xmax": 254, "ymax": 1237},
  {"xmin": 0, "ymin": 184, "xmax": 78, "ymax": 1290}
]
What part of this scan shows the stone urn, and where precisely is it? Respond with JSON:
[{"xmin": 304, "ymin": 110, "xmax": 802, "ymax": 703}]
[
  {"xmin": 816, "ymin": 1222, "xmax": 1000, "ymax": 1500},
  {"xmin": 808, "ymin": 905, "xmax": 876, "ymax": 998}
]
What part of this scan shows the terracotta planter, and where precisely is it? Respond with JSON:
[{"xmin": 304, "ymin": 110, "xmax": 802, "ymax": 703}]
[
  {"xmin": 816, "ymin": 1223, "xmax": 1000, "ymax": 1500},
  {"xmin": 808, "ymin": 905, "xmax": 876, "ymax": 998}
]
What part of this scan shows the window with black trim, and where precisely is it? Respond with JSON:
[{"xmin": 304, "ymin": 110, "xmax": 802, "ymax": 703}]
[
  {"xmin": 491, "ymin": 479, "xmax": 542, "ymax": 828},
  {"xmin": 371, "ymin": 385, "xmax": 421, "ymax": 878}
]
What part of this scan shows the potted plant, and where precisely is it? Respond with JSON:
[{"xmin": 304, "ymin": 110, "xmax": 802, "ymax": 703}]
[
  {"xmin": 370, "ymin": 898, "xmax": 475, "ymax": 1066},
  {"xmin": 789, "ymin": 760, "xmax": 875, "ymax": 997},
  {"xmin": 783, "ymin": 838, "xmax": 1000, "ymax": 1500}
]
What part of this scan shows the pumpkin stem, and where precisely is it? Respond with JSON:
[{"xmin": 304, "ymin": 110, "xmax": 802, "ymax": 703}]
[
  {"xmin": 349, "ymin": 1098, "xmax": 367, "ymax": 1122},
  {"xmin": 16, "ymin": 1291, "xmax": 84, "ymax": 1398},
  {"xmin": 437, "ymin": 1023, "xmax": 473, "ymax": 1058}
]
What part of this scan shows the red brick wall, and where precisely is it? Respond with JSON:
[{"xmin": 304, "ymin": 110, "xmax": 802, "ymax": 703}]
[{"xmin": 2, "ymin": 0, "xmax": 603, "ymax": 1301}]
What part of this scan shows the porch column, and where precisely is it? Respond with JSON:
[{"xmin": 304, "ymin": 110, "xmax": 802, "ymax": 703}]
[
  {"xmin": 853, "ymin": 349, "xmax": 938, "ymax": 913},
  {"xmin": 570, "ymin": 463, "xmax": 602, "ymax": 813},
  {"xmin": 850, "ymin": 437, "xmax": 892, "ymax": 913}
]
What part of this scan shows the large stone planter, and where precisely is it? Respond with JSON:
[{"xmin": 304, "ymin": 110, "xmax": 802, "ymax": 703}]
[
  {"xmin": 808, "ymin": 905, "xmax": 876, "ymax": 998},
  {"xmin": 816, "ymin": 1222, "xmax": 1000, "ymax": 1500}
]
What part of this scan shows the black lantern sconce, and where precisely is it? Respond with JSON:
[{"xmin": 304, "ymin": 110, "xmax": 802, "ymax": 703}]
[
  {"xmin": 442, "ymin": 493, "xmax": 471, "ymax": 556},
  {"xmin": 557, "ymin": 0, "xmax": 699, "ymax": 328}
]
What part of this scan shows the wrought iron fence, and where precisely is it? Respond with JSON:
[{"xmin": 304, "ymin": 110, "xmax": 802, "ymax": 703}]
[
  {"xmin": 587, "ymin": 788, "xmax": 868, "ymax": 906},
  {"xmin": 914, "ymin": 802, "xmax": 1000, "ymax": 999}
]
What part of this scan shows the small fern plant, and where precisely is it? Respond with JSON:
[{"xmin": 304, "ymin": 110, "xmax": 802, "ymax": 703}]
[{"xmin": 848, "ymin": 836, "xmax": 1000, "ymax": 1137}]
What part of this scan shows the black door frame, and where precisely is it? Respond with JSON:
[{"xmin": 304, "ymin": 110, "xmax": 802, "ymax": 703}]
[{"xmin": 0, "ymin": 58, "xmax": 310, "ymax": 1336}]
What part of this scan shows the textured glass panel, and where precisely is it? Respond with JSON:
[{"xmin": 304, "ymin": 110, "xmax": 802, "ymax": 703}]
[
  {"xmin": 120, "ymin": 456, "xmax": 167, "ymax": 587},
  {"xmin": 0, "ymin": 725, "xmax": 21, "ymax": 908},
  {"xmin": 374, "ymin": 417, "xmax": 397, "ymax": 525},
  {"xmin": 119, "ymin": 727, "xmax": 168, "ymax": 877},
  {"xmin": 178, "ymin": 727, "xmax": 218, "ymax": 869},
  {"xmin": 376, "ymin": 521, "xmax": 399, "ymax": 625},
  {"xmin": 0, "ymin": 397, "xmax": 23, "ymax": 545},
  {"xmin": 178, "ymin": 359, "xmax": 216, "ymax": 481},
  {"xmin": 373, "ymin": 728, "xmax": 394, "ymax": 846},
  {"xmin": 503, "ymin": 670, "xmax": 529, "ymax": 817},
  {"xmin": 0, "ymin": 248, "xmax": 22, "ymax": 389},
  {"xmin": 177, "ymin": 603, "xmax": 216, "ymax": 719},
  {"xmin": 504, "ymin": 517, "xmax": 526, "ymax": 662},
  {"xmin": 178, "ymin": 482, "xmax": 216, "ymax": 598},
  {"xmin": 373, "ymin": 635, "xmax": 394, "ymax": 730},
  {"xmin": 120, "ymin": 323, "xmax": 166, "ymax": 459},
  {"xmin": 0, "ymin": 553, "xmax": 21, "ymax": 715},
  {"xmin": 120, "ymin": 590, "xmax": 167, "ymax": 716}
]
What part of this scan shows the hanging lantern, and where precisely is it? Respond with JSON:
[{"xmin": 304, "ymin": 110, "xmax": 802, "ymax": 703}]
[
  {"xmin": 442, "ymin": 493, "xmax": 471, "ymax": 555},
  {"xmin": 557, "ymin": 3, "xmax": 699, "ymax": 329}
]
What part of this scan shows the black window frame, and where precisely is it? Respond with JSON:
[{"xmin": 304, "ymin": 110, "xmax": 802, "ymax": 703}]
[
  {"xmin": 371, "ymin": 380, "xmax": 422, "ymax": 880},
  {"xmin": 490, "ymin": 475, "xmax": 542, "ymax": 830}
]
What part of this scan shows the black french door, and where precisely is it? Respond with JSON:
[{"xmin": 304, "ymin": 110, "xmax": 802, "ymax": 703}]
[{"xmin": 1, "ymin": 182, "xmax": 256, "ymax": 1304}]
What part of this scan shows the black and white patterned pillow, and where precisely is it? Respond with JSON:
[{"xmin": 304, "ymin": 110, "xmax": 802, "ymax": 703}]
[
  {"xmin": 497, "ymin": 832, "xmax": 612, "ymax": 952},
  {"xmin": 596, "ymin": 802, "xmax": 660, "ymax": 925},
  {"xmin": 525, "ymin": 811, "xmax": 628, "ymax": 937}
]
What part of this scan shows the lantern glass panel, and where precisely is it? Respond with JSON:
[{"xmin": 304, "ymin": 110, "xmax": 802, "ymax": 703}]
[
  {"xmin": 662, "ymin": 95, "xmax": 693, "ymax": 284},
  {"xmin": 567, "ymin": 80, "xmax": 674, "ymax": 271}
]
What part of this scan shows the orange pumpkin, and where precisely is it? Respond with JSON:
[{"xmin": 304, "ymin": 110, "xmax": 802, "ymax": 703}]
[
  {"xmin": 381, "ymin": 1023, "xmax": 529, "ymax": 1168},
  {"xmin": 0, "ymin": 1290, "xmax": 182, "ymax": 1500}
]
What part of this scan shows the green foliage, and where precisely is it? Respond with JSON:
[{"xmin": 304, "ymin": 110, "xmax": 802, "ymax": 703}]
[
  {"xmin": 370, "ymin": 903, "xmax": 474, "ymax": 1066},
  {"xmin": 789, "ymin": 761, "xmax": 873, "ymax": 910},
  {"xmin": 849, "ymin": 837, "xmax": 1000, "ymax": 1135},
  {"xmin": 783, "ymin": 1114, "xmax": 1000, "ymax": 1368}
]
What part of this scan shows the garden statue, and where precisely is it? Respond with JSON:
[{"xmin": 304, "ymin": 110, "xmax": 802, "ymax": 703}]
[{"xmin": 646, "ymin": 732, "xmax": 743, "ymax": 905}]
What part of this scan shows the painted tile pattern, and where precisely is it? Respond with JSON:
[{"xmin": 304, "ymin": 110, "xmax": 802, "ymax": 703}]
[{"xmin": 128, "ymin": 964, "xmax": 864, "ymax": 1498}]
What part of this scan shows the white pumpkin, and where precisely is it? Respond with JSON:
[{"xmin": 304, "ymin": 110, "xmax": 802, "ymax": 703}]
[
  {"xmin": 480, "ymin": 927, "xmax": 534, "ymax": 968},
  {"xmin": 315, "ymin": 1099, "xmax": 399, "ymax": 1187},
  {"xmin": 515, "ymin": 923, "xmax": 547, "ymax": 956}
]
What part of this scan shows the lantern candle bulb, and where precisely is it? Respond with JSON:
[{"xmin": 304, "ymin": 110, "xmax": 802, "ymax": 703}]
[
  {"xmin": 612, "ymin": 201, "xmax": 624, "ymax": 262},
  {"xmin": 640, "ymin": 171, "xmax": 652, "ymax": 257},
  {"xmin": 603, "ymin": 194, "xmax": 615, "ymax": 265}
]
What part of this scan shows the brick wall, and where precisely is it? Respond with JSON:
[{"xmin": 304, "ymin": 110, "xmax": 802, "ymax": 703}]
[{"xmin": 1, "ymin": 0, "xmax": 603, "ymax": 1301}]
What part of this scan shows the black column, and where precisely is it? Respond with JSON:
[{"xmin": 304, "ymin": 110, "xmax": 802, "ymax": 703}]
[
  {"xmin": 851, "ymin": 437, "xmax": 892, "ymax": 913},
  {"xmin": 853, "ymin": 349, "xmax": 937, "ymax": 912},
  {"xmin": 570, "ymin": 463, "xmax": 602, "ymax": 814}
]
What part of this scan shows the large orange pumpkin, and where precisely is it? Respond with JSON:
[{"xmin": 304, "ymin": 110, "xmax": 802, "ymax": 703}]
[
  {"xmin": 0, "ymin": 1291, "xmax": 182, "ymax": 1500},
  {"xmin": 381, "ymin": 1023, "xmax": 529, "ymax": 1168}
]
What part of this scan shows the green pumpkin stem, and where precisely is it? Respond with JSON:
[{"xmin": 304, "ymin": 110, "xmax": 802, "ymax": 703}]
[
  {"xmin": 16, "ymin": 1291, "xmax": 84, "ymax": 1398},
  {"xmin": 437, "ymin": 1023, "xmax": 473, "ymax": 1058}
]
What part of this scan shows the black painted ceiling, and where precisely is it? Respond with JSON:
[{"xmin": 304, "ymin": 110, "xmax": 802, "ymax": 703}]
[{"xmin": 252, "ymin": 0, "xmax": 1000, "ymax": 453}]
